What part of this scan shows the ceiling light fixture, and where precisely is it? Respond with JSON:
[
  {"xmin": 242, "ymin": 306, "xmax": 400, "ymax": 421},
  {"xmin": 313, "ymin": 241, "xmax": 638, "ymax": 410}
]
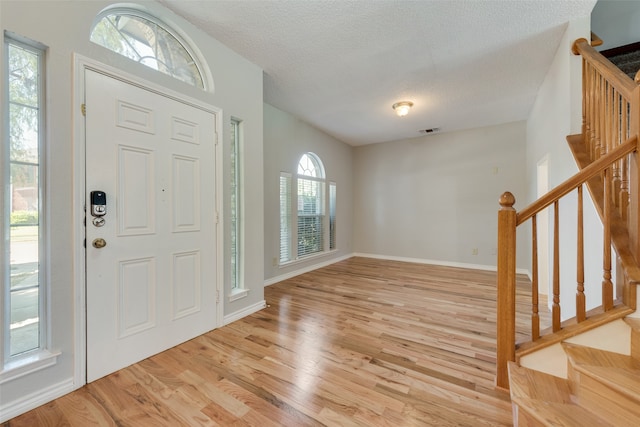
[{"xmin": 392, "ymin": 101, "xmax": 413, "ymax": 117}]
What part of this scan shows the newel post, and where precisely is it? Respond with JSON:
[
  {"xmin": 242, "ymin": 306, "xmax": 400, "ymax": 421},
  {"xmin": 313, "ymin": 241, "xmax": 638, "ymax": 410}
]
[{"xmin": 496, "ymin": 192, "xmax": 517, "ymax": 390}]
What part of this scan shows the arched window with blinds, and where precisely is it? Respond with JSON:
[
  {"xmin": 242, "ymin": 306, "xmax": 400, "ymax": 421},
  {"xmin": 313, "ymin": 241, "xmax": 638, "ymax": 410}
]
[{"xmin": 296, "ymin": 153, "xmax": 325, "ymax": 258}]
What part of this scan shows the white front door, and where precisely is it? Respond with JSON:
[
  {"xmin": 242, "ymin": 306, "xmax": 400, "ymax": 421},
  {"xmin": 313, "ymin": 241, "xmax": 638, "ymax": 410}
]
[{"xmin": 85, "ymin": 69, "xmax": 218, "ymax": 382}]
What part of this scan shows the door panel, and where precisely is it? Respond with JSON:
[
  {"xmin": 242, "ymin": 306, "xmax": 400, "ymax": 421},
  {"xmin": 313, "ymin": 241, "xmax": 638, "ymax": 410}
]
[{"xmin": 85, "ymin": 70, "xmax": 218, "ymax": 382}]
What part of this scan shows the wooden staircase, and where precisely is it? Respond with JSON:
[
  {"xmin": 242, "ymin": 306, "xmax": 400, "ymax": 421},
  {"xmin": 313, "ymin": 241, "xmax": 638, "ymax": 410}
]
[
  {"xmin": 509, "ymin": 318, "xmax": 640, "ymax": 426},
  {"xmin": 497, "ymin": 35, "xmax": 640, "ymax": 425}
]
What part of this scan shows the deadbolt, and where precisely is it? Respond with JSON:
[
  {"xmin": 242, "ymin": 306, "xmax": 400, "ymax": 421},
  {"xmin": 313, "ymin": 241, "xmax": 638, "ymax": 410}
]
[{"xmin": 92, "ymin": 238, "xmax": 107, "ymax": 249}]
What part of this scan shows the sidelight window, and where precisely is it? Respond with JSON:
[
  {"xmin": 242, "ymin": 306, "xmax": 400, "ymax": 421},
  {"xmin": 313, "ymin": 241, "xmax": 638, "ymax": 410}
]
[
  {"xmin": 230, "ymin": 119, "xmax": 241, "ymax": 289},
  {"xmin": 3, "ymin": 34, "xmax": 46, "ymax": 365}
]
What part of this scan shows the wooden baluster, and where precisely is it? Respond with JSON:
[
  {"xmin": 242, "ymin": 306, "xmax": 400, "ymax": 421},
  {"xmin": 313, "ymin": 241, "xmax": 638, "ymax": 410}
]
[
  {"xmin": 531, "ymin": 215, "xmax": 540, "ymax": 340},
  {"xmin": 598, "ymin": 74, "xmax": 605, "ymax": 158},
  {"xmin": 621, "ymin": 154, "xmax": 629, "ymax": 222},
  {"xmin": 590, "ymin": 70, "xmax": 597, "ymax": 160},
  {"xmin": 496, "ymin": 192, "xmax": 517, "ymax": 390},
  {"xmin": 592, "ymin": 67, "xmax": 599, "ymax": 158},
  {"xmin": 603, "ymin": 167, "xmax": 614, "ymax": 311},
  {"xmin": 613, "ymin": 92, "xmax": 622, "ymax": 209},
  {"xmin": 604, "ymin": 81, "xmax": 611, "ymax": 158},
  {"xmin": 621, "ymin": 99, "xmax": 630, "ymax": 221},
  {"xmin": 629, "ymin": 85, "xmax": 640, "ymax": 267},
  {"xmin": 588, "ymin": 65, "xmax": 596, "ymax": 159},
  {"xmin": 581, "ymin": 57, "xmax": 587, "ymax": 139},
  {"xmin": 553, "ymin": 200, "xmax": 561, "ymax": 332},
  {"xmin": 577, "ymin": 186, "xmax": 586, "ymax": 322}
]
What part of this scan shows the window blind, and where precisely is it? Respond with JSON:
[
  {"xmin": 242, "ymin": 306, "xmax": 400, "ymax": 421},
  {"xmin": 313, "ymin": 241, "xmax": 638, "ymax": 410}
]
[
  {"xmin": 279, "ymin": 173, "xmax": 292, "ymax": 263},
  {"xmin": 297, "ymin": 177, "xmax": 324, "ymax": 257}
]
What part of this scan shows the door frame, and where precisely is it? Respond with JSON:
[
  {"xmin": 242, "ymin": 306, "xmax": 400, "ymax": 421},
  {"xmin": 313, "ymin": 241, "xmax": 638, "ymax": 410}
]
[{"xmin": 72, "ymin": 54, "xmax": 224, "ymax": 387}]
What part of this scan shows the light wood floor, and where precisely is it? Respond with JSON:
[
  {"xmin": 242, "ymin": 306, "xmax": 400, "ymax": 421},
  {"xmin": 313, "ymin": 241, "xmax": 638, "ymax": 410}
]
[{"xmin": 4, "ymin": 257, "xmax": 545, "ymax": 426}]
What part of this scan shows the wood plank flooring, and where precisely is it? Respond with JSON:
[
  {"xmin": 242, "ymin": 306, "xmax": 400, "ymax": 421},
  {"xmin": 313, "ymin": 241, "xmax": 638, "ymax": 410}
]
[{"xmin": 4, "ymin": 257, "xmax": 546, "ymax": 426}]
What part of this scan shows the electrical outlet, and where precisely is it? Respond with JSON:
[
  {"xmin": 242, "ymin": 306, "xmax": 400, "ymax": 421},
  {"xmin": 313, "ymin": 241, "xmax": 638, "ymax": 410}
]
[
  {"xmin": 272, "ymin": 257, "xmax": 278, "ymax": 266},
  {"xmin": 472, "ymin": 248, "xmax": 478, "ymax": 256}
]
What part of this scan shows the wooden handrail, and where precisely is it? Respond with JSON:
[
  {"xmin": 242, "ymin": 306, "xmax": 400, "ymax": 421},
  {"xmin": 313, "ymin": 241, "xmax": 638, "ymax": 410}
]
[
  {"xmin": 573, "ymin": 38, "xmax": 636, "ymax": 99},
  {"xmin": 590, "ymin": 32, "xmax": 603, "ymax": 48},
  {"xmin": 516, "ymin": 136, "xmax": 637, "ymax": 225}
]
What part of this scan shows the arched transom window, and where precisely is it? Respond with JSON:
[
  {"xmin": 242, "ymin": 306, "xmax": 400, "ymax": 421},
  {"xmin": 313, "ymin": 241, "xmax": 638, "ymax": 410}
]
[{"xmin": 90, "ymin": 9, "xmax": 205, "ymax": 89}]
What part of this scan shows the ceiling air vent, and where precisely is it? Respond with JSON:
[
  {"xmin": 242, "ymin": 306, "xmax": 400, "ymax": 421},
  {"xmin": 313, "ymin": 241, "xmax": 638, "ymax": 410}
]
[{"xmin": 419, "ymin": 127, "xmax": 440, "ymax": 134}]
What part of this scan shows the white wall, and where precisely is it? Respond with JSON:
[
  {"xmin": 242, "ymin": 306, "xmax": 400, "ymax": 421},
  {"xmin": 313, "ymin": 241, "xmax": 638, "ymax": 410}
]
[
  {"xmin": 353, "ymin": 121, "xmax": 529, "ymax": 270},
  {"xmin": 592, "ymin": 0, "xmax": 640, "ymax": 51},
  {"xmin": 0, "ymin": 0, "xmax": 263, "ymax": 420},
  {"xmin": 263, "ymin": 103, "xmax": 354, "ymax": 282},
  {"xmin": 526, "ymin": 16, "xmax": 604, "ymax": 318}
]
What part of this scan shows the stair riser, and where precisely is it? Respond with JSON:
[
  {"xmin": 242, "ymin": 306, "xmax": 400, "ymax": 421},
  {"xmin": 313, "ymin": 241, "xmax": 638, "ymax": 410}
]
[
  {"xmin": 570, "ymin": 370, "xmax": 640, "ymax": 426},
  {"xmin": 513, "ymin": 405, "xmax": 539, "ymax": 427},
  {"xmin": 631, "ymin": 322, "xmax": 640, "ymax": 360}
]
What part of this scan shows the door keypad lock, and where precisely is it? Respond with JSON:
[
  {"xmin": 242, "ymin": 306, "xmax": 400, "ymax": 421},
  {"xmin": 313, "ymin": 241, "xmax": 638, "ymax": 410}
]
[{"xmin": 90, "ymin": 191, "xmax": 107, "ymax": 217}]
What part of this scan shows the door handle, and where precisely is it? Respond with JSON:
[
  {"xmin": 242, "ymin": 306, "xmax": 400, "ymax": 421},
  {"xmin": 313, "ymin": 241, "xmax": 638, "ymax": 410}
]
[{"xmin": 92, "ymin": 238, "xmax": 107, "ymax": 249}]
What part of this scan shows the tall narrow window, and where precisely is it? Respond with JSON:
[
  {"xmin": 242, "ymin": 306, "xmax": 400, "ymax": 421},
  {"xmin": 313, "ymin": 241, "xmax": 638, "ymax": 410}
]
[
  {"xmin": 4, "ymin": 35, "xmax": 46, "ymax": 360},
  {"xmin": 230, "ymin": 119, "xmax": 241, "ymax": 289},
  {"xmin": 279, "ymin": 173, "xmax": 292, "ymax": 264},
  {"xmin": 329, "ymin": 182, "xmax": 336, "ymax": 250},
  {"xmin": 297, "ymin": 153, "xmax": 325, "ymax": 258},
  {"xmin": 90, "ymin": 9, "xmax": 205, "ymax": 89}
]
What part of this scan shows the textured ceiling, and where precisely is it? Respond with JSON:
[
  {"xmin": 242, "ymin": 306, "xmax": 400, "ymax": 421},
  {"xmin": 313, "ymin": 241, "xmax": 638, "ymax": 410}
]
[{"xmin": 160, "ymin": 0, "xmax": 596, "ymax": 146}]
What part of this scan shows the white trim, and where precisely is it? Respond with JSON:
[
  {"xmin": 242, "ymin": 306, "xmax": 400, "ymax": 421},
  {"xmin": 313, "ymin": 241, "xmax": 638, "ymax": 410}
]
[
  {"xmin": 73, "ymin": 54, "xmax": 224, "ymax": 390},
  {"xmin": 0, "ymin": 349, "xmax": 60, "ymax": 385},
  {"xmin": 228, "ymin": 287, "xmax": 249, "ymax": 302},
  {"xmin": 353, "ymin": 252, "xmax": 530, "ymax": 276},
  {"xmin": 278, "ymin": 248, "xmax": 339, "ymax": 269},
  {"xmin": 0, "ymin": 377, "xmax": 75, "ymax": 423},
  {"xmin": 72, "ymin": 52, "xmax": 88, "ymax": 395},
  {"xmin": 223, "ymin": 300, "xmax": 266, "ymax": 325},
  {"xmin": 265, "ymin": 253, "xmax": 354, "ymax": 287}
]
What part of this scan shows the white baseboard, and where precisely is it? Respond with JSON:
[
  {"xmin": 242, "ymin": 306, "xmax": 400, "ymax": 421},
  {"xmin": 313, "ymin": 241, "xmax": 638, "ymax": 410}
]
[
  {"xmin": 264, "ymin": 253, "xmax": 355, "ymax": 287},
  {"xmin": 0, "ymin": 377, "xmax": 76, "ymax": 423},
  {"xmin": 353, "ymin": 252, "xmax": 530, "ymax": 276},
  {"xmin": 223, "ymin": 300, "xmax": 267, "ymax": 325}
]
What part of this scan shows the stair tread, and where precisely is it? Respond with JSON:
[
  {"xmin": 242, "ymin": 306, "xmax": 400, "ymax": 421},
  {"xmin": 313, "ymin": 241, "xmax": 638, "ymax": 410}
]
[
  {"xmin": 624, "ymin": 317, "xmax": 640, "ymax": 331},
  {"xmin": 563, "ymin": 343, "xmax": 640, "ymax": 403},
  {"xmin": 508, "ymin": 361, "xmax": 573, "ymax": 402},
  {"xmin": 563, "ymin": 342, "xmax": 639, "ymax": 369},
  {"xmin": 513, "ymin": 397, "xmax": 615, "ymax": 427},
  {"xmin": 580, "ymin": 365, "xmax": 640, "ymax": 397}
]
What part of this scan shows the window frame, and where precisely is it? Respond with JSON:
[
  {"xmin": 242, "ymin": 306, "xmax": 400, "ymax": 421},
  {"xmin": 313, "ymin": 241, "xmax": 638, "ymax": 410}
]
[
  {"xmin": 230, "ymin": 118, "xmax": 241, "ymax": 290},
  {"xmin": 2, "ymin": 32, "xmax": 59, "ymax": 382},
  {"xmin": 89, "ymin": 7, "xmax": 208, "ymax": 90},
  {"xmin": 279, "ymin": 172, "xmax": 292, "ymax": 264},
  {"xmin": 329, "ymin": 181, "xmax": 336, "ymax": 251},
  {"xmin": 279, "ymin": 153, "xmax": 336, "ymax": 266},
  {"xmin": 296, "ymin": 172, "xmax": 325, "ymax": 258}
]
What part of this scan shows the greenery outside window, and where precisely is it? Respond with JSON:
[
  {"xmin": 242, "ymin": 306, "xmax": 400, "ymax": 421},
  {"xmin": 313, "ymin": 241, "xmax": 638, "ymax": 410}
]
[
  {"xmin": 230, "ymin": 119, "xmax": 241, "ymax": 289},
  {"xmin": 90, "ymin": 9, "xmax": 205, "ymax": 89},
  {"xmin": 3, "ymin": 34, "xmax": 46, "ymax": 363}
]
